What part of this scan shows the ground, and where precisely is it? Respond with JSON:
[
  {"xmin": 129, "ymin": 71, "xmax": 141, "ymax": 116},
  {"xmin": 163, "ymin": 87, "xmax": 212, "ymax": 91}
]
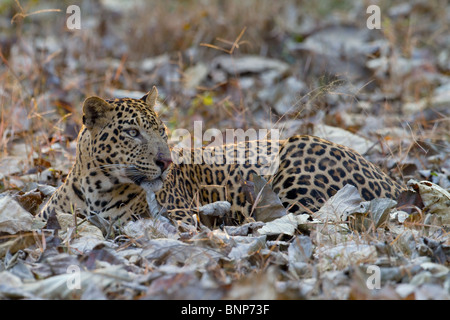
[{"xmin": 0, "ymin": 0, "xmax": 449, "ymax": 300}]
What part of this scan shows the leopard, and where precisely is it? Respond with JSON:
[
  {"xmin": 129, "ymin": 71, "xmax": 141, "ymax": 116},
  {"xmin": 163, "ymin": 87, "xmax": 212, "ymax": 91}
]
[
  {"xmin": 37, "ymin": 87, "xmax": 405, "ymax": 229},
  {"xmin": 38, "ymin": 87, "xmax": 172, "ymax": 224}
]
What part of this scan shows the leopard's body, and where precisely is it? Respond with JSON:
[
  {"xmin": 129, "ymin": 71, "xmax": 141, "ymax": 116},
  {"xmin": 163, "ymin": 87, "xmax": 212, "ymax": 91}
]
[{"xmin": 38, "ymin": 89, "xmax": 404, "ymax": 227}]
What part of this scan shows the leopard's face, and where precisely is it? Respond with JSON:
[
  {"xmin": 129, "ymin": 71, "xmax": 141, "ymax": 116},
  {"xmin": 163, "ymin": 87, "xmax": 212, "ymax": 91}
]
[{"xmin": 82, "ymin": 87, "xmax": 172, "ymax": 191}]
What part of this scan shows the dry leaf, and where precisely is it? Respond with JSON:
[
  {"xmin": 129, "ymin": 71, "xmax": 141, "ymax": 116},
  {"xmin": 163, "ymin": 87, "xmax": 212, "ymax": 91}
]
[
  {"xmin": 407, "ymin": 180, "xmax": 450, "ymax": 224},
  {"xmin": 257, "ymin": 213, "xmax": 298, "ymax": 236},
  {"xmin": 251, "ymin": 174, "xmax": 287, "ymax": 222},
  {"xmin": 0, "ymin": 196, "xmax": 34, "ymax": 234}
]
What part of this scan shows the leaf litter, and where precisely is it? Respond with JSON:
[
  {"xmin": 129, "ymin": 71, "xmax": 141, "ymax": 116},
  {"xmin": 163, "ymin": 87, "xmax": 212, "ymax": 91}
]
[{"xmin": 0, "ymin": 1, "xmax": 449, "ymax": 300}]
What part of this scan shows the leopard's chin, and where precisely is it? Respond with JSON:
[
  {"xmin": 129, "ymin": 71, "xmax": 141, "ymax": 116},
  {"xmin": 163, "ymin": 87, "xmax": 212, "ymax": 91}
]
[
  {"xmin": 124, "ymin": 166, "xmax": 164, "ymax": 189},
  {"xmin": 140, "ymin": 178, "xmax": 164, "ymax": 192}
]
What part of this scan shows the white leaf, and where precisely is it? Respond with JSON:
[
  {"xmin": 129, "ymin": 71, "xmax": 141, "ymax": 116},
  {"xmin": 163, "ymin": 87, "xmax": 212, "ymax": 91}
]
[
  {"xmin": 258, "ymin": 213, "xmax": 298, "ymax": 236},
  {"xmin": 313, "ymin": 124, "xmax": 380, "ymax": 155},
  {"xmin": 312, "ymin": 184, "xmax": 362, "ymax": 223},
  {"xmin": 407, "ymin": 180, "xmax": 450, "ymax": 224},
  {"xmin": 0, "ymin": 196, "xmax": 34, "ymax": 234},
  {"xmin": 228, "ymin": 235, "xmax": 266, "ymax": 260},
  {"xmin": 198, "ymin": 201, "xmax": 231, "ymax": 217}
]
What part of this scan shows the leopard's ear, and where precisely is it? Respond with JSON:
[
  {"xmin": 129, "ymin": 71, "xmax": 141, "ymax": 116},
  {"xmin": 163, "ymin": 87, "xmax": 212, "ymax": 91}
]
[
  {"xmin": 82, "ymin": 96, "xmax": 113, "ymax": 131},
  {"xmin": 142, "ymin": 86, "xmax": 158, "ymax": 109}
]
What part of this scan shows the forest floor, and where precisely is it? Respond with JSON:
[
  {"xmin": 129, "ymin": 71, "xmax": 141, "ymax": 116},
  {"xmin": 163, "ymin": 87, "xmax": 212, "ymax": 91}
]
[{"xmin": 0, "ymin": 0, "xmax": 449, "ymax": 300}]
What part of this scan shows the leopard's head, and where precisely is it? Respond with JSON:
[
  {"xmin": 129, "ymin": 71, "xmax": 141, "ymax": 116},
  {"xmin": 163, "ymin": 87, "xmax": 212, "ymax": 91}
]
[{"xmin": 81, "ymin": 86, "xmax": 172, "ymax": 191}]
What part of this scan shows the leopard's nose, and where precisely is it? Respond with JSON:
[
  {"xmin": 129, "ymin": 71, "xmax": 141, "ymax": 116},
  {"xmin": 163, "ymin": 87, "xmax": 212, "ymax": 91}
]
[{"xmin": 155, "ymin": 157, "xmax": 172, "ymax": 172}]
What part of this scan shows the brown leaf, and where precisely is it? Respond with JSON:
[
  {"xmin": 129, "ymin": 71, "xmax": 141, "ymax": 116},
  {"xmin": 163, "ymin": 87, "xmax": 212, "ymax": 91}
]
[
  {"xmin": 397, "ymin": 189, "xmax": 424, "ymax": 214},
  {"xmin": 81, "ymin": 244, "xmax": 125, "ymax": 270},
  {"xmin": 251, "ymin": 174, "xmax": 287, "ymax": 223},
  {"xmin": 14, "ymin": 190, "xmax": 44, "ymax": 214}
]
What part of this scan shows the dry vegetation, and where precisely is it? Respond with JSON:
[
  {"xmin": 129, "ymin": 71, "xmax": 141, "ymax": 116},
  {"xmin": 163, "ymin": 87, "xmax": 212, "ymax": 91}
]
[{"xmin": 0, "ymin": 0, "xmax": 449, "ymax": 300}]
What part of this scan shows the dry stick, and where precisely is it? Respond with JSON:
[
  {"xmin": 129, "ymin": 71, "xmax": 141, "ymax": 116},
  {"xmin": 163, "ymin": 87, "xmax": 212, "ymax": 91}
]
[
  {"xmin": 114, "ymin": 54, "xmax": 128, "ymax": 82},
  {"xmin": 200, "ymin": 26, "xmax": 247, "ymax": 55},
  {"xmin": 11, "ymin": 0, "xmax": 61, "ymax": 25}
]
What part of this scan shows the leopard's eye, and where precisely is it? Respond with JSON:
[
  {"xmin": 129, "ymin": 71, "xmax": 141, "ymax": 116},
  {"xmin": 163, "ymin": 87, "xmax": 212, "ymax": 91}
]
[
  {"xmin": 126, "ymin": 129, "xmax": 140, "ymax": 138},
  {"xmin": 159, "ymin": 127, "xmax": 166, "ymax": 137}
]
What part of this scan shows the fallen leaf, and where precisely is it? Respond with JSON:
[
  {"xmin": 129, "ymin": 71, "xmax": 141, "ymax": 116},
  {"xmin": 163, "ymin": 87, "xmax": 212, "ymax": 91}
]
[
  {"xmin": 183, "ymin": 63, "xmax": 209, "ymax": 89},
  {"xmin": 213, "ymin": 55, "xmax": 289, "ymax": 75},
  {"xmin": 251, "ymin": 174, "xmax": 287, "ymax": 222},
  {"xmin": 313, "ymin": 184, "xmax": 362, "ymax": 223},
  {"xmin": 0, "ymin": 234, "xmax": 36, "ymax": 258},
  {"xmin": 311, "ymin": 184, "xmax": 362, "ymax": 239},
  {"xmin": 228, "ymin": 235, "xmax": 266, "ymax": 260},
  {"xmin": 22, "ymin": 265, "xmax": 133, "ymax": 299},
  {"xmin": 257, "ymin": 213, "xmax": 298, "ymax": 236},
  {"xmin": 289, "ymin": 235, "xmax": 314, "ymax": 277},
  {"xmin": 141, "ymin": 239, "xmax": 223, "ymax": 270},
  {"xmin": 0, "ymin": 196, "xmax": 34, "ymax": 234},
  {"xmin": 407, "ymin": 179, "xmax": 450, "ymax": 224},
  {"xmin": 198, "ymin": 201, "xmax": 231, "ymax": 217},
  {"xmin": 315, "ymin": 241, "xmax": 377, "ymax": 271},
  {"xmin": 313, "ymin": 124, "xmax": 380, "ymax": 155},
  {"xmin": 397, "ymin": 189, "xmax": 424, "ymax": 214},
  {"xmin": 14, "ymin": 190, "xmax": 44, "ymax": 214},
  {"xmin": 347, "ymin": 198, "xmax": 397, "ymax": 231},
  {"xmin": 123, "ymin": 218, "xmax": 178, "ymax": 240},
  {"xmin": 224, "ymin": 221, "xmax": 265, "ymax": 236}
]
